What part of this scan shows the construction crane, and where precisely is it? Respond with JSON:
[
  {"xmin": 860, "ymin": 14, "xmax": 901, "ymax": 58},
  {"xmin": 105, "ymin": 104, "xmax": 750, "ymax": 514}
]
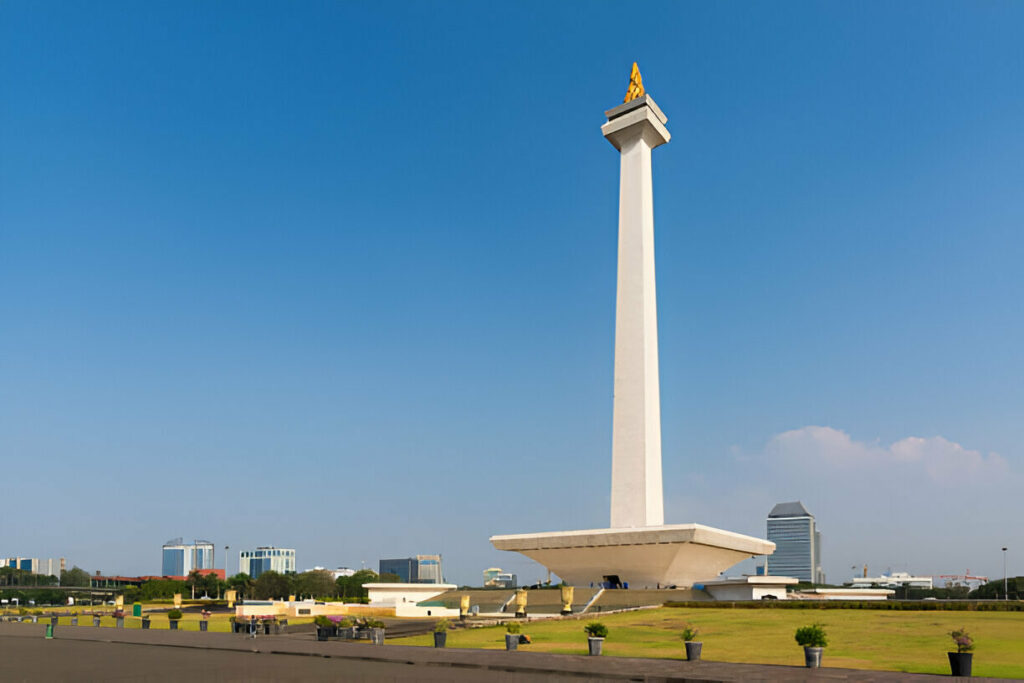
[{"xmin": 939, "ymin": 570, "xmax": 988, "ymax": 586}]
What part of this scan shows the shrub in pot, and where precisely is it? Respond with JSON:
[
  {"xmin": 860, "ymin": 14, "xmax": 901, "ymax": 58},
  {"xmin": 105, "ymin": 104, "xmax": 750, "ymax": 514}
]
[
  {"xmin": 314, "ymin": 615, "xmax": 333, "ymax": 641},
  {"xmin": 794, "ymin": 623, "xmax": 828, "ymax": 668},
  {"xmin": 681, "ymin": 624, "xmax": 702, "ymax": 661},
  {"xmin": 336, "ymin": 617, "xmax": 356, "ymax": 639},
  {"xmin": 504, "ymin": 622, "xmax": 521, "ymax": 651},
  {"xmin": 167, "ymin": 609, "xmax": 183, "ymax": 631},
  {"xmin": 948, "ymin": 627, "xmax": 974, "ymax": 677},
  {"xmin": 364, "ymin": 619, "xmax": 386, "ymax": 645},
  {"xmin": 433, "ymin": 618, "xmax": 451, "ymax": 648},
  {"xmin": 584, "ymin": 622, "xmax": 608, "ymax": 656}
]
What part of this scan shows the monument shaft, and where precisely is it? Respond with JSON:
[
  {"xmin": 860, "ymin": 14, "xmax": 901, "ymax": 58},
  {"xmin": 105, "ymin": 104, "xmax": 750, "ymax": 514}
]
[
  {"xmin": 602, "ymin": 96, "xmax": 671, "ymax": 528},
  {"xmin": 490, "ymin": 73, "xmax": 776, "ymax": 588}
]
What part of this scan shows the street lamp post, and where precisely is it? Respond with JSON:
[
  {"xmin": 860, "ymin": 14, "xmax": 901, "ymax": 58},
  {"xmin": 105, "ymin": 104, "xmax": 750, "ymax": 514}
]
[{"xmin": 1002, "ymin": 547, "xmax": 1008, "ymax": 600}]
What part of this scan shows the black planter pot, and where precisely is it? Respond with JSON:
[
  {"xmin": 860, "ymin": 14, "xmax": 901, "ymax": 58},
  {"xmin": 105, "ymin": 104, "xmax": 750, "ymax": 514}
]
[
  {"xmin": 370, "ymin": 628, "xmax": 385, "ymax": 645},
  {"xmin": 505, "ymin": 633, "xmax": 519, "ymax": 651},
  {"xmin": 142, "ymin": 618, "xmax": 151, "ymax": 630},
  {"xmin": 316, "ymin": 627, "xmax": 329, "ymax": 642},
  {"xmin": 169, "ymin": 620, "xmax": 179, "ymax": 631},
  {"xmin": 199, "ymin": 620, "xmax": 208, "ymax": 632},
  {"xmin": 93, "ymin": 617, "xmax": 101, "ymax": 627},
  {"xmin": 433, "ymin": 631, "xmax": 447, "ymax": 648},
  {"xmin": 804, "ymin": 646, "xmax": 823, "ymax": 669},
  {"xmin": 949, "ymin": 652, "xmax": 973, "ymax": 677},
  {"xmin": 685, "ymin": 641, "xmax": 702, "ymax": 661}
]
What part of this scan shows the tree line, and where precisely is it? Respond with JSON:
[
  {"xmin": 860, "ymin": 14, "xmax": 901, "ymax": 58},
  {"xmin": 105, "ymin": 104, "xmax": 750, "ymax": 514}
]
[{"xmin": 117, "ymin": 568, "xmax": 400, "ymax": 603}]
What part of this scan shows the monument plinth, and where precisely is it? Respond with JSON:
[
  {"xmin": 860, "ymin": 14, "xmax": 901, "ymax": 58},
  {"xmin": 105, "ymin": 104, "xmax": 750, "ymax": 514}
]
[{"xmin": 491, "ymin": 65, "xmax": 774, "ymax": 589}]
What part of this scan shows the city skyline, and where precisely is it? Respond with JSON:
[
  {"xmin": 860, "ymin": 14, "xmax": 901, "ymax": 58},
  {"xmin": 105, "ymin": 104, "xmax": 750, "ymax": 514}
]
[{"xmin": 2, "ymin": 2, "xmax": 1022, "ymax": 587}]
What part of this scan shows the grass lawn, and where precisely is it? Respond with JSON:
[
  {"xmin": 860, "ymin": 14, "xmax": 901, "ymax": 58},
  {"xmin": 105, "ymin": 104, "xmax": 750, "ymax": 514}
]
[{"xmin": 390, "ymin": 608, "xmax": 1024, "ymax": 678}]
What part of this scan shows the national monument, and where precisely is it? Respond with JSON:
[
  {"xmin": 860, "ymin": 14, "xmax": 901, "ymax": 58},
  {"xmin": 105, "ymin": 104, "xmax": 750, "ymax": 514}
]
[{"xmin": 491, "ymin": 65, "xmax": 775, "ymax": 588}]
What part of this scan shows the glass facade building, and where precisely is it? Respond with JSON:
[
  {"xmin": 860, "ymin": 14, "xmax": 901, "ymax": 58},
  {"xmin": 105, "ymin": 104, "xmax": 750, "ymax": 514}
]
[
  {"xmin": 238, "ymin": 547, "xmax": 295, "ymax": 578},
  {"xmin": 378, "ymin": 555, "xmax": 443, "ymax": 584},
  {"xmin": 765, "ymin": 502, "xmax": 824, "ymax": 583},
  {"xmin": 161, "ymin": 538, "xmax": 215, "ymax": 577}
]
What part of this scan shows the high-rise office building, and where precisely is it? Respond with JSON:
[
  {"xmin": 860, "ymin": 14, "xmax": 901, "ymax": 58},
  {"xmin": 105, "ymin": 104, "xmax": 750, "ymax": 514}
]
[
  {"xmin": 378, "ymin": 554, "xmax": 443, "ymax": 584},
  {"xmin": 161, "ymin": 538, "xmax": 215, "ymax": 577},
  {"xmin": 765, "ymin": 502, "xmax": 824, "ymax": 583},
  {"xmin": 2, "ymin": 557, "xmax": 67, "ymax": 576},
  {"xmin": 238, "ymin": 547, "xmax": 295, "ymax": 578}
]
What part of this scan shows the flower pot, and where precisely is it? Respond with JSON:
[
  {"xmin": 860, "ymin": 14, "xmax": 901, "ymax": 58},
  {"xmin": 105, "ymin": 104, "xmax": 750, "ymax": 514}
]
[
  {"xmin": 685, "ymin": 641, "xmax": 702, "ymax": 661},
  {"xmin": 433, "ymin": 631, "xmax": 447, "ymax": 648},
  {"xmin": 93, "ymin": 616, "xmax": 101, "ymax": 627},
  {"xmin": 199, "ymin": 620, "xmax": 208, "ymax": 632},
  {"xmin": 804, "ymin": 646, "xmax": 823, "ymax": 668},
  {"xmin": 71, "ymin": 617, "xmax": 78, "ymax": 626},
  {"xmin": 588, "ymin": 637, "xmax": 604, "ymax": 656},
  {"xmin": 142, "ymin": 619, "xmax": 151, "ymax": 630},
  {"xmin": 948, "ymin": 652, "xmax": 973, "ymax": 677},
  {"xmin": 369, "ymin": 627, "xmax": 385, "ymax": 645},
  {"xmin": 505, "ymin": 633, "xmax": 519, "ymax": 651},
  {"xmin": 316, "ymin": 627, "xmax": 329, "ymax": 642},
  {"xmin": 169, "ymin": 620, "xmax": 179, "ymax": 631}
]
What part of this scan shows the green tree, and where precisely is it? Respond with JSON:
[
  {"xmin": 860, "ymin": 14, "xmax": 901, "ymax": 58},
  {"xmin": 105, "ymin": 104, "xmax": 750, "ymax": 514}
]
[
  {"xmin": 138, "ymin": 579, "xmax": 188, "ymax": 600},
  {"xmin": 379, "ymin": 572, "xmax": 401, "ymax": 583},
  {"xmin": 294, "ymin": 570, "xmax": 337, "ymax": 599},
  {"xmin": 60, "ymin": 566, "xmax": 91, "ymax": 587},
  {"xmin": 185, "ymin": 570, "xmax": 205, "ymax": 597},
  {"xmin": 336, "ymin": 569, "xmax": 378, "ymax": 600},
  {"xmin": 252, "ymin": 571, "xmax": 292, "ymax": 600},
  {"xmin": 227, "ymin": 573, "xmax": 254, "ymax": 599},
  {"xmin": 203, "ymin": 573, "xmax": 223, "ymax": 598},
  {"xmin": 969, "ymin": 577, "xmax": 1021, "ymax": 600}
]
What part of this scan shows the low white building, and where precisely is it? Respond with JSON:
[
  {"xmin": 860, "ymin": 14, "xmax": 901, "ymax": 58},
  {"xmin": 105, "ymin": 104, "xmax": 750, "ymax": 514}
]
[
  {"xmin": 849, "ymin": 572, "xmax": 933, "ymax": 589},
  {"xmin": 305, "ymin": 566, "xmax": 355, "ymax": 579},
  {"xmin": 364, "ymin": 582, "xmax": 459, "ymax": 618},
  {"xmin": 795, "ymin": 588, "xmax": 894, "ymax": 601},
  {"xmin": 700, "ymin": 575, "xmax": 798, "ymax": 601}
]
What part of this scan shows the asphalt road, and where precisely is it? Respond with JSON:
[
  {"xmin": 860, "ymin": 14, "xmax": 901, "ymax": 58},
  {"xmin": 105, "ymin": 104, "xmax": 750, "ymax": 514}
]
[{"xmin": 0, "ymin": 622, "xmax": 993, "ymax": 682}]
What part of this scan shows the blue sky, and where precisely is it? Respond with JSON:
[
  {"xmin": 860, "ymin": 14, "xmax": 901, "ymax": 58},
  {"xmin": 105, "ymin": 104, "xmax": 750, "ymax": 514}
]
[{"xmin": 2, "ymin": 1, "xmax": 1022, "ymax": 586}]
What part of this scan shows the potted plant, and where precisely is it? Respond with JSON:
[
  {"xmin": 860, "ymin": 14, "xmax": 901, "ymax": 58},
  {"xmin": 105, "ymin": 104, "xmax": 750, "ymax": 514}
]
[
  {"xmin": 336, "ymin": 617, "xmax": 356, "ymax": 639},
  {"xmin": 365, "ymin": 618, "xmax": 386, "ymax": 645},
  {"xmin": 681, "ymin": 624, "xmax": 702, "ymax": 661},
  {"xmin": 794, "ymin": 623, "xmax": 827, "ymax": 668},
  {"xmin": 504, "ymin": 622, "xmax": 521, "ymax": 651},
  {"xmin": 948, "ymin": 627, "xmax": 974, "ymax": 677},
  {"xmin": 584, "ymin": 622, "xmax": 608, "ymax": 656},
  {"xmin": 199, "ymin": 610, "xmax": 211, "ymax": 632},
  {"xmin": 314, "ymin": 615, "xmax": 333, "ymax": 641},
  {"xmin": 433, "ymin": 619, "xmax": 451, "ymax": 648},
  {"xmin": 167, "ymin": 609, "xmax": 183, "ymax": 631}
]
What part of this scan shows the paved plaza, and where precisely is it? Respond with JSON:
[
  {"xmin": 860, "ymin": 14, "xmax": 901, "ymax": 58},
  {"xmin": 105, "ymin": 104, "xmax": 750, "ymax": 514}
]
[{"xmin": 0, "ymin": 623, "xmax": 994, "ymax": 682}]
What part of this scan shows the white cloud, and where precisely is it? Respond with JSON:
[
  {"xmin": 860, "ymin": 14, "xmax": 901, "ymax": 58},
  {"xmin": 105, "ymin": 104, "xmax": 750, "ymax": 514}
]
[
  {"xmin": 765, "ymin": 426, "xmax": 1007, "ymax": 484},
  {"xmin": 669, "ymin": 425, "xmax": 1018, "ymax": 581}
]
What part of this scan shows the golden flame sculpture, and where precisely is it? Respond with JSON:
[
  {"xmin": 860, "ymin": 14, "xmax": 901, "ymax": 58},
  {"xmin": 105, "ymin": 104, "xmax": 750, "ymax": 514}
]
[{"xmin": 624, "ymin": 62, "xmax": 645, "ymax": 102}]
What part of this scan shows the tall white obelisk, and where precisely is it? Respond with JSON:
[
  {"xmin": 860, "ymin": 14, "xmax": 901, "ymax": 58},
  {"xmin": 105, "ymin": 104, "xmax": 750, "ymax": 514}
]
[
  {"xmin": 602, "ymin": 65, "xmax": 671, "ymax": 529},
  {"xmin": 490, "ymin": 66, "xmax": 775, "ymax": 589}
]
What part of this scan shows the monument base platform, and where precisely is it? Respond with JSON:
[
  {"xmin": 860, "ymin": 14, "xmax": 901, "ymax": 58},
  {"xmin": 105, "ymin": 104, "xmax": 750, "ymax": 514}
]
[{"xmin": 490, "ymin": 524, "xmax": 774, "ymax": 589}]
